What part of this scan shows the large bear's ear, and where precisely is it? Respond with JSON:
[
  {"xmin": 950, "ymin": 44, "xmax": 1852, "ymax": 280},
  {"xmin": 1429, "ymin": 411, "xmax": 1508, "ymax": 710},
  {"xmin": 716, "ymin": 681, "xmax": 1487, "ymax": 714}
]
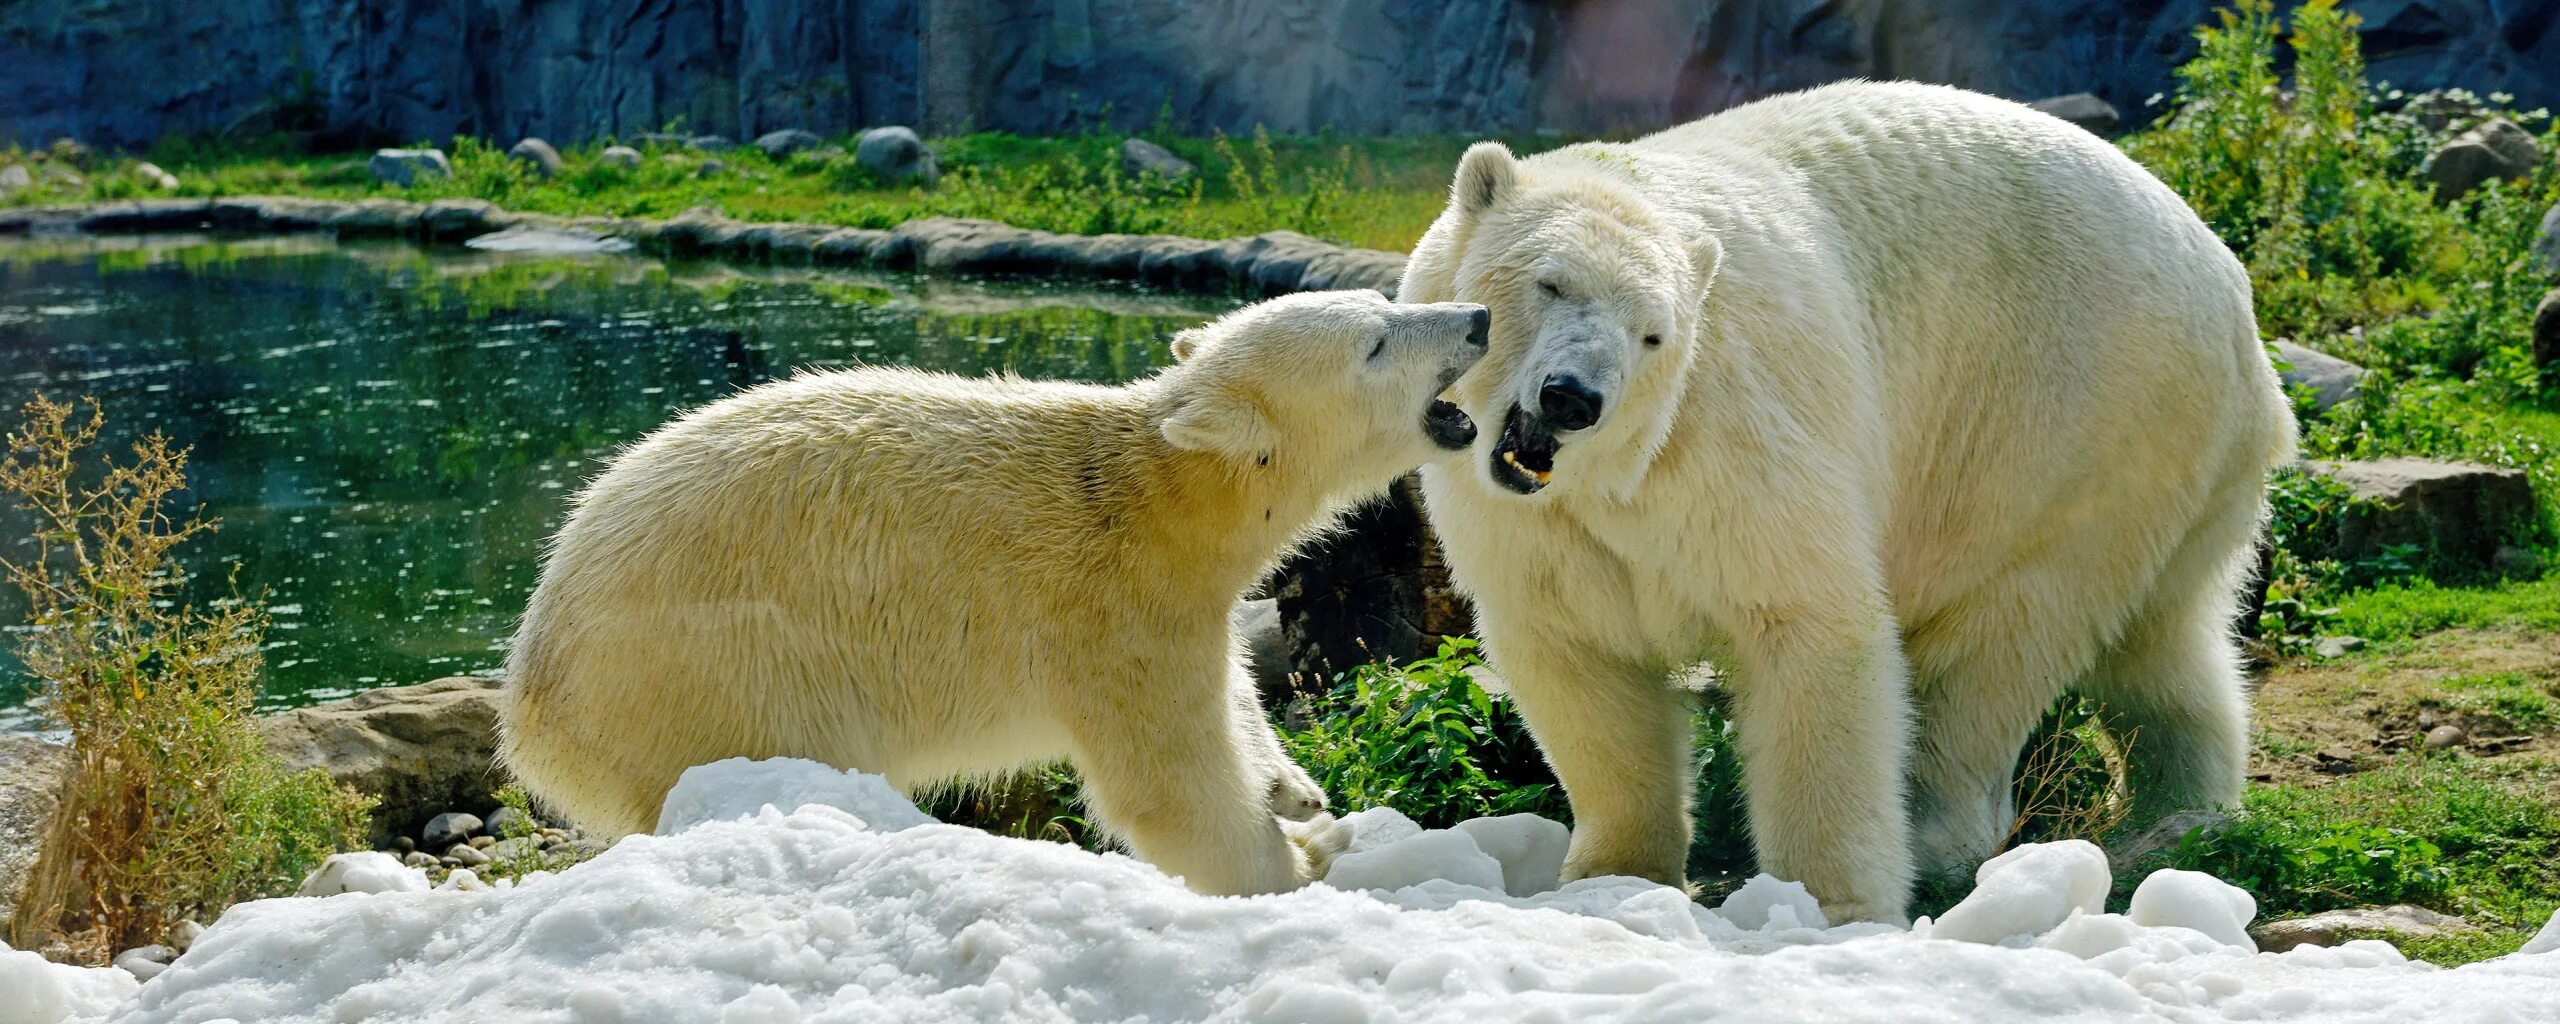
[
  {"xmin": 1688, "ymin": 233, "xmax": 1724, "ymax": 295},
  {"xmin": 1453, "ymin": 142, "xmax": 1519, "ymax": 219},
  {"xmin": 1160, "ymin": 388, "xmax": 1276, "ymax": 462}
]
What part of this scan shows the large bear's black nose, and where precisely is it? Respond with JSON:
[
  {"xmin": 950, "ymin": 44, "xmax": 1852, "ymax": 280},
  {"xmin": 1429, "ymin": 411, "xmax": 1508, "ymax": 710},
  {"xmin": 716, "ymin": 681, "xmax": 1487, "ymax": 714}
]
[
  {"xmin": 1465, "ymin": 307, "xmax": 1490, "ymax": 347},
  {"xmin": 1538, "ymin": 374, "xmax": 1603, "ymax": 432}
]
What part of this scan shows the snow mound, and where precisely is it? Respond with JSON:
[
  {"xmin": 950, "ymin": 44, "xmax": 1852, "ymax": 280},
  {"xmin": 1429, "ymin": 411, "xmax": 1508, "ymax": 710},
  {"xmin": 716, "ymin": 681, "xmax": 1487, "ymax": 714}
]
[
  {"xmin": 654, "ymin": 755, "xmax": 936, "ymax": 834},
  {"xmin": 293, "ymin": 852, "xmax": 429, "ymax": 897},
  {"xmin": 1927, "ymin": 839, "xmax": 2110, "ymax": 944},
  {"xmin": 56, "ymin": 759, "xmax": 2560, "ymax": 1023},
  {"xmin": 1, "ymin": 938, "xmax": 136, "ymax": 1024}
]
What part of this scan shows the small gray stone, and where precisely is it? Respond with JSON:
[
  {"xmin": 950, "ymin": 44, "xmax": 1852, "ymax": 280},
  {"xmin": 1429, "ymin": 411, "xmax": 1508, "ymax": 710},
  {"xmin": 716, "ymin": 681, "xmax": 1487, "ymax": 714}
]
[
  {"xmin": 507, "ymin": 137, "xmax": 563, "ymax": 178},
  {"xmin": 1120, "ymin": 137, "xmax": 1196, "ymax": 182},
  {"xmin": 132, "ymin": 161, "xmax": 179, "ymax": 190},
  {"xmin": 2269, "ymin": 340, "xmax": 2364, "ymax": 414},
  {"xmin": 467, "ymin": 834, "xmax": 496, "ymax": 850},
  {"xmin": 855, "ymin": 126, "xmax": 938, "ymax": 185},
  {"xmin": 401, "ymin": 850, "xmax": 439, "ymax": 869},
  {"xmin": 0, "ymin": 164, "xmax": 28, "ymax": 192},
  {"xmin": 2533, "ymin": 203, "xmax": 2560, "ymax": 278},
  {"xmin": 2314, "ymin": 635, "xmax": 2367, "ymax": 658},
  {"xmin": 2028, "ymin": 93, "xmax": 2121, "ymax": 135},
  {"xmin": 392, "ymin": 835, "xmax": 415, "ymax": 853},
  {"xmin": 445, "ymin": 843, "xmax": 492, "ymax": 867},
  {"xmin": 2424, "ymin": 724, "xmax": 2467, "ymax": 750},
  {"xmin": 2422, "ymin": 119, "xmax": 2542, "ymax": 200},
  {"xmin": 368, "ymin": 148, "xmax": 453, "ymax": 187},
  {"xmin": 696, "ymin": 158, "xmax": 727, "ymax": 178},
  {"xmin": 688, "ymin": 134, "xmax": 736, "ymax": 152},
  {"xmin": 489, "ymin": 836, "xmax": 541, "ymax": 862},
  {"xmin": 113, "ymin": 945, "xmax": 177, "ymax": 981},
  {"xmin": 598, "ymin": 145, "xmax": 643, "ymax": 172},
  {"xmin": 2250, "ymin": 905, "xmax": 2477, "ymax": 953},
  {"xmin": 755, "ymin": 129, "xmax": 823, "ymax": 160},
  {"xmin": 421, "ymin": 811, "xmax": 482, "ymax": 849},
  {"xmin": 483, "ymin": 805, "xmax": 531, "ymax": 837}
]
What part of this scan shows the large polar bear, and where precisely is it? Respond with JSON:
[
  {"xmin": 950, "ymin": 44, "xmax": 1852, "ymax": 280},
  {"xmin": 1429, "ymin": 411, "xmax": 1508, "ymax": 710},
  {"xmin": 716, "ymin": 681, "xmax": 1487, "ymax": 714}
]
[
  {"xmin": 501, "ymin": 289, "xmax": 1490, "ymax": 896},
  {"xmin": 1400, "ymin": 81, "xmax": 2296, "ymax": 922}
]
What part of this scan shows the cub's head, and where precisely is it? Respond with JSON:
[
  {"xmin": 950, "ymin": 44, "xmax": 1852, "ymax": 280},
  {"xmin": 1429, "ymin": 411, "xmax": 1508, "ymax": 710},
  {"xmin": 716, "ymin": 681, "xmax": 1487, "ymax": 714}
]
[
  {"xmin": 1156, "ymin": 289, "xmax": 1489, "ymax": 487},
  {"xmin": 1434, "ymin": 142, "xmax": 1720, "ymax": 500}
]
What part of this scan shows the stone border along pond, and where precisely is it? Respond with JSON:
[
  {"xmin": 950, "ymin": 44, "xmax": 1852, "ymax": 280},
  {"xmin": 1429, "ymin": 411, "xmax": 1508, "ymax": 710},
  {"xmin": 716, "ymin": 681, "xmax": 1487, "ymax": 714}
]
[{"xmin": 0, "ymin": 196, "xmax": 1413, "ymax": 297}]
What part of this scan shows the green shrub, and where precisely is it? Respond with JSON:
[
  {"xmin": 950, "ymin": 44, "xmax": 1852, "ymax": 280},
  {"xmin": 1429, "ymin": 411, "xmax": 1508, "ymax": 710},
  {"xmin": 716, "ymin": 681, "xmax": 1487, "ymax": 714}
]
[
  {"xmin": 1, "ymin": 397, "xmax": 371, "ymax": 962},
  {"xmin": 1279, "ymin": 637, "xmax": 1567, "ymax": 829}
]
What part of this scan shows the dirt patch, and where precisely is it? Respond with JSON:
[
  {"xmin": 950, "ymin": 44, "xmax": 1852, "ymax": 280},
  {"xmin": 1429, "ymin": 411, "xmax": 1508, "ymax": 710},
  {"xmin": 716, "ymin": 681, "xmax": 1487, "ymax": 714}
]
[{"xmin": 2251, "ymin": 627, "xmax": 2560, "ymax": 786}]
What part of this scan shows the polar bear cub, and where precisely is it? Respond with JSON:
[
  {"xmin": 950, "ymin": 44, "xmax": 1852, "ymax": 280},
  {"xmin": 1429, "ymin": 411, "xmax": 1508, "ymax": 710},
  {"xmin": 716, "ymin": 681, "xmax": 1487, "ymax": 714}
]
[
  {"xmin": 501, "ymin": 289, "xmax": 1489, "ymax": 896},
  {"xmin": 1401, "ymin": 81, "xmax": 2295, "ymax": 922}
]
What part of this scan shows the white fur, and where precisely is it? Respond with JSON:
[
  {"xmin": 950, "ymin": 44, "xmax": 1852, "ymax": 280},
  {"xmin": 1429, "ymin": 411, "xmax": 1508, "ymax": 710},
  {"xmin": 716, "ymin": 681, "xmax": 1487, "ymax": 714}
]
[
  {"xmin": 1401, "ymin": 81, "xmax": 2296, "ymax": 923},
  {"xmin": 500, "ymin": 289, "xmax": 1485, "ymax": 896}
]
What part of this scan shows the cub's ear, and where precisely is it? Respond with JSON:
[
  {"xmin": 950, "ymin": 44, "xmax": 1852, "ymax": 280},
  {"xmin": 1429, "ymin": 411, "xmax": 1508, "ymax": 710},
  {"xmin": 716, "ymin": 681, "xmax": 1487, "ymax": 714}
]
[
  {"xmin": 1160, "ymin": 388, "xmax": 1276, "ymax": 462},
  {"xmin": 1453, "ymin": 142, "xmax": 1519, "ymax": 219},
  {"xmin": 1168, "ymin": 326, "xmax": 1211, "ymax": 362}
]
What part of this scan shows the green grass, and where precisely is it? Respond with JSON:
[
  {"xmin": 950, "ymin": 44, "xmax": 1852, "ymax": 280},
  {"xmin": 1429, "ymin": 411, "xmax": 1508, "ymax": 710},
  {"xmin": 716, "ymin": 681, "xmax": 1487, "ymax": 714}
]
[
  {"xmin": 2, "ymin": 129, "xmax": 1490, "ymax": 253},
  {"xmin": 2328, "ymin": 576, "xmax": 2560, "ymax": 643},
  {"xmin": 2156, "ymin": 757, "xmax": 2560, "ymax": 954}
]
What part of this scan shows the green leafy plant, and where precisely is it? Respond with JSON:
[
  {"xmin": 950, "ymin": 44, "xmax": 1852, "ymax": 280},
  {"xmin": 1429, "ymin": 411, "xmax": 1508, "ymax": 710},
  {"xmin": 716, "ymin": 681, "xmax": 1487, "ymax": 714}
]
[
  {"xmin": 2, "ymin": 396, "xmax": 371, "ymax": 962},
  {"xmin": 1280, "ymin": 637, "xmax": 1567, "ymax": 829}
]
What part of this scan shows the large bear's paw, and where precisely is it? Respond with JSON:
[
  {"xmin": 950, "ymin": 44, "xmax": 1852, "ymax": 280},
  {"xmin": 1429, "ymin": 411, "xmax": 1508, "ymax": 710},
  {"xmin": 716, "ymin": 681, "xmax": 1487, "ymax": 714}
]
[
  {"xmin": 1266, "ymin": 761, "xmax": 1329, "ymax": 821},
  {"xmin": 1284, "ymin": 813, "xmax": 1352, "ymax": 884}
]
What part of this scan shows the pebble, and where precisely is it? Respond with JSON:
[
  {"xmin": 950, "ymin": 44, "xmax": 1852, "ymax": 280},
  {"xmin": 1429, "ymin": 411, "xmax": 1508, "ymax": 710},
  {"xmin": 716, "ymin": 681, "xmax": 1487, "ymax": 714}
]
[
  {"xmin": 2424, "ymin": 724, "xmax": 2467, "ymax": 750},
  {"xmin": 393, "ymin": 836, "xmax": 415, "ymax": 853},
  {"xmin": 484, "ymin": 806, "xmax": 531, "ymax": 837},
  {"xmin": 446, "ymin": 843, "xmax": 492, "ymax": 867},
  {"xmin": 112, "ymin": 945, "xmax": 177, "ymax": 981},
  {"xmin": 468, "ymin": 835, "xmax": 496, "ymax": 850},
  {"xmin": 490, "ymin": 836, "xmax": 542, "ymax": 862},
  {"xmin": 422, "ymin": 812, "xmax": 483, "ymax": 849},
  {"xmin": 2314, "ymin": 635, "xmax": 2368, "ymax": 658},
  {"xmin": 172, "ymin": 919, "xmax": 206, "ymax": 951},
  {"xmin": 402, "ymin": 850, "xmax": 440, "ymax": 869}
]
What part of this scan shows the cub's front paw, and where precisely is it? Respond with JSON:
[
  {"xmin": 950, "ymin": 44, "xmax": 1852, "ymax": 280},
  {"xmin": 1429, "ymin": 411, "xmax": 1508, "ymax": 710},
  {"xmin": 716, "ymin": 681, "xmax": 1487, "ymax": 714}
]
[
  {"xmin": 1284, "ymin": 813, "xmax": 1353, "ymax": 885},
  {"xmin": 1266, "ymin": 762, "xmax": 1329, "ymax": 822}
]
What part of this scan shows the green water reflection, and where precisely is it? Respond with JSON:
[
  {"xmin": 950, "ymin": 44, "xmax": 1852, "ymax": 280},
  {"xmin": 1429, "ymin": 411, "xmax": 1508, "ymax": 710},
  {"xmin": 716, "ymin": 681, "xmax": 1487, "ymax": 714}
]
[{"xmin": 0, "ymin": 233, "xmax": 1233, "ymax": 727}]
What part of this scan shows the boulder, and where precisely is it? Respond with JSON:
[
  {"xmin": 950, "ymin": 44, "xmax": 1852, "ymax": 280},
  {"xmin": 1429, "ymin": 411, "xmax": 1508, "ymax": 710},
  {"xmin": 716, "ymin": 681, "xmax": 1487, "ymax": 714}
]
[
  {"xmin": 597, "ymin": 145, "xmax": 643, "ymax": 171},
  {"xmin": 368, "ymin": 148, "xmax": 453, "ymax": 187},
  {"xmin": 1120, "ymin": 138, "xmax": 1196, "ymax": 182},
  {"xmin": 2028, "ymin": 93, "xmax": 2121, "ymax": 135},
  {"xmin": 131, "ymin": 161, "xmax": 179, "ymax": 190},
  {"xmin": 257, "ymin": 675, "xmax": 505, "ymax": 847},
  {"xmin": 2535, "ymin": 288, "xmax": 2560, "ymax": 373},
  {"xmin": 0, "ymin": 164, "xmax": 30, "ymax": 193},
  {"xmin": 421, "ymin": 811, "xmax": 483, "ymax": 849},
  {"xmin": 0, "ymin": 734, "xmax": 71, "ymax": 924},
  {"xmin": 2269, "ymin": 340, "xmax": 2365, "ymax": 414},
  {"xmin": 2302, "ymin": 458, "xmax": 2535, "ymax": 578},
  {"xmin": 2533, "ymin": 202, "xmax": 2560, "ymax": 278},
  {"xmin": 2249, "ymin": 905, "xmax": 2477, "ymax": 953},
  {"xmin": 855, "ymin": 126, "xmax": 938, "ymax": 185},
  {"xmin": 755, "ymin": 129, "xmax": 823, "ymax": 160},
  {"xmin": 506, "ymin": 137, "xmax": 563, "ymax": 178},
  {"xmin": 687, "ymin": 134, "xmax": 736, "ymax": 152},
  {"xmin": 2421, "ymin": 119, "xmax": 2542, "ymax": 201}
]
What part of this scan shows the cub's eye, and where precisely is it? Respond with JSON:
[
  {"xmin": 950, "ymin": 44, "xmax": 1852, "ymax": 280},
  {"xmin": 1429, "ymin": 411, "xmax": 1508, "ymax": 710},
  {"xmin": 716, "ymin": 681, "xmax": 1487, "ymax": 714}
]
[
  {"xmin": 1367, "ymin": 337, "xmax": 1387, "ymax": 360},
  {"xmin": 1643, "ymin": 334, "xmax": 1663, "ymax": 348},
  {"xmin": 1538, "ymin": 281, "xmax": 1564, "ymax": 299}
]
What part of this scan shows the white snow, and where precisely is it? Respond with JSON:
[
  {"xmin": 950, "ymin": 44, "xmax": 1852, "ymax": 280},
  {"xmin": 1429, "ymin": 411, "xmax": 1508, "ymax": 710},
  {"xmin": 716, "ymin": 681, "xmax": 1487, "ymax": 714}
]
[
  {"xmin": 23, "ymin": 758, "xmax": 2560, "ymax": 1023},
  {"xmin": 1926, "ymin": 840, "xmax": 2111, "ymax": 944},
  {"xmin": 2528, "ymin": 908, "xmax": 2560, "ymax": 956},
  {"xmin": 2128, "ymin": 869, "xmax": 2260, "ymax": 950},
  {"xmin": 653, "ymin": 755, "xmax": 935, "ymax": 835},
  {"xmin": 0, "ymin": 938, "xmax": 135, "ymax": 1024},
  {"xmin": 292, "ymin": 852, "xmax": 429, "ymax": 897}
]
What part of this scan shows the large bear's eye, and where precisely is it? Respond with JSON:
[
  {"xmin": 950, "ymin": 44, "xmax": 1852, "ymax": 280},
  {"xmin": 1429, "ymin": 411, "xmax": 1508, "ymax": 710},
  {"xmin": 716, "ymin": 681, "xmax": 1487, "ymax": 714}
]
[
  {"xmin": 1366, "ymin": 336, "xmax": 1387, "ymax": 361},
  {"xmin": 1538, "ymin": 281, "xmax": 1564, "ymax": 300}
]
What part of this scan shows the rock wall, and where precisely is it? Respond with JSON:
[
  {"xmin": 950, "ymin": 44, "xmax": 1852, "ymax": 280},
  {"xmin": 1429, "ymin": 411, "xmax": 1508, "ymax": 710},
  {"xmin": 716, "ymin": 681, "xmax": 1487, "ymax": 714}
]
[{"xmin": 7, "ymin": 1, "xmax": 2557, "ymax": 149}]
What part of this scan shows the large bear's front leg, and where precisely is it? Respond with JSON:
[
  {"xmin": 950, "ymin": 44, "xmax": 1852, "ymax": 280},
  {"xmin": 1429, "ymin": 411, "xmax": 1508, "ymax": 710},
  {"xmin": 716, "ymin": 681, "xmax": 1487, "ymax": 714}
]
[
  {"xmin": 1067, "ymin": 654, "xmax": 1343, "ymax": 896},
  {"xmin": 1719, "ymin": 597, "xmax": 1917, "ymax": 924},
  {"xmin": 1488, "ymin": 623, "xmax": 1696, "ymax": 887}
]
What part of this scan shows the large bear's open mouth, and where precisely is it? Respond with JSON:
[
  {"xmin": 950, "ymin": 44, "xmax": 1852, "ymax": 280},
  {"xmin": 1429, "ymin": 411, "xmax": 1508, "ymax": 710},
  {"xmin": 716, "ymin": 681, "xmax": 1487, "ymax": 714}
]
[
  {"xmin": 1489, "ymin": 405, "xmax": 1557, "ymax": 494},
  {"xmin": 1424, "ymin": 400, "xmax": 1477, "ymax": 451}
]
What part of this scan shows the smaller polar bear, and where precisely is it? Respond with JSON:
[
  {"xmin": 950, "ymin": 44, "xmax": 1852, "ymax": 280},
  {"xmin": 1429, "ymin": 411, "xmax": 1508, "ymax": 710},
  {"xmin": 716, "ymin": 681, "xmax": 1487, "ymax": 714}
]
[{"xmin": 501, "ymin": 290, "xmax": 1490, "ymax": 896}]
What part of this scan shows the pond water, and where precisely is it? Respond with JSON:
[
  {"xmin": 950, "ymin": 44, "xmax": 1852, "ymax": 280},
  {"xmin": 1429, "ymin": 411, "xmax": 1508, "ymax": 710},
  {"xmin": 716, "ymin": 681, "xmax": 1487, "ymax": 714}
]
[{"xmin": 0, "ymin": 233, "xmax": 1234, "ymax": 729}]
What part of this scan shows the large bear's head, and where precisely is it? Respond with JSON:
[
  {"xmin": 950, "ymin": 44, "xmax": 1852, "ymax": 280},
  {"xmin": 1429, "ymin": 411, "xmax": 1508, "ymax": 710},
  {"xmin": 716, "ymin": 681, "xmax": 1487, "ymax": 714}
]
[
  {"xmin": 1431, "ymin": 142, "xmax": 1721, "ymax": 501},
  {"xmin": 1157, "ymin": 289, "xmax": 1489, "ymax": 490}
]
